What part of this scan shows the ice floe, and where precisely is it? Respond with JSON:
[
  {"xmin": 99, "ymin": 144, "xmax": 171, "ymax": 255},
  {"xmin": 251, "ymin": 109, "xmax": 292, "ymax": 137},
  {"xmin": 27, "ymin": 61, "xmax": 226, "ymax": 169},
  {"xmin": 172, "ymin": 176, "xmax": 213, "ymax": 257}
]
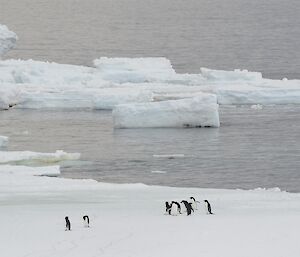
[
  {"xmin": 0, "ymin": 136, "xmax": 8, "ymax": 148},
  {"xmin": 94, "ymin": 57, "xmax": 176, "ymax": 83},
  {"xmin": 0, "ymin": 24, "xmax": 17, "ymax": 58},
  {"xmin": 113, "ymin": 94, "xmax": 220, "ymax": 128},
  {"xmin": 0, "ymin": 24, "xmax": 300, "ymax": 113},
  {"xmin": 0, "ymin": 150, "xmax": 80, "ymax": 165}
]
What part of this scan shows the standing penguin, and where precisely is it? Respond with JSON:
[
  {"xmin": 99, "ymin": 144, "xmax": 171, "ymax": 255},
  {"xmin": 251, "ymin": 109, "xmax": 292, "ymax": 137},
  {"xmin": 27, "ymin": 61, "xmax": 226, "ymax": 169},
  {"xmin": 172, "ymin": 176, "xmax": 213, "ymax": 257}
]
[
  {"xmin": 83, "ymin": 215, "xmax": 90, "ymax": 227},
  {"xmin": 65, "ymin": 216, "xmax": 71, "ymax": 231},
  {"xmin": 171, "ymin": 201, "xmax": 182, "ymax": 214},
  {"xmin": 165, "ymin": 201, "xmax": 172, "ymax": 215},
  {"xmin": 170, "ymin": 201, "xmax": 179, "ymax": 215},
  {"xmin": 181, "ymin": 200, "xmax": 194, "ymax": 216},
  {"xmin": 204, "ymin": 200, "xmax": 213, "ymax": 214},
  {"xmin": 190, "ymin": 197, "xmax": 200, "ymax": 210}
]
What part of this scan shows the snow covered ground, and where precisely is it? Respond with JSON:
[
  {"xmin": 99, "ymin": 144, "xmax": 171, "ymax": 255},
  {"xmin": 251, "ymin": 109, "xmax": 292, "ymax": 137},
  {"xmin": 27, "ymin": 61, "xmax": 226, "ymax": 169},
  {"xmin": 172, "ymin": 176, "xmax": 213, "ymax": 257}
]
[
  {"xmin": 1, "ymin": 162, "xmax": 300, "ymax": 257},
  {"xmin": 0, "ymin": 135, "xmax": 299, "ymax": 257}
]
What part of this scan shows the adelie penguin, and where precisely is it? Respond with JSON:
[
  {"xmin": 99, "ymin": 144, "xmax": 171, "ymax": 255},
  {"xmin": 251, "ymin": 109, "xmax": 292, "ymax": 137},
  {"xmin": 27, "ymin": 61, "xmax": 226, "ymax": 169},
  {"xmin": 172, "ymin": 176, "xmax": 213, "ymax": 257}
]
[
  {"xmin": 65, "ymin": 216, "xmax": 71, "ymax": 231},
  {"xmin": 171, "ymin": 201, "xmax": 182, "ymax": 215},
  {"xmin": 165, "ymin": 201, "xmax": 172, "ymax": 215},
  {"xmin": 181, "ymin": 200, "xmax": 194, "ymax": 216},
  {"xmin": 83, "ymin": 215, "xmax": 90, "ymax": 227},
  {"xmin": 190, "ymin": 197, "xmax": 200, "ymax": 210},
  {"xmin": 204, "ymin": 200, "xmax": 214, "ymax": 214}
]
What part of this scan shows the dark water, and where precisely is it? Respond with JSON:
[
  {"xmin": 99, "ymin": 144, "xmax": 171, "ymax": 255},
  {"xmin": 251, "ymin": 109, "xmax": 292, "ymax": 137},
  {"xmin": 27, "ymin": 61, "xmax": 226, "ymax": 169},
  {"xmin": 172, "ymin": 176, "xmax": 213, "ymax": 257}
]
[
  {"xmin": 0, "ymin": 0, "xmax": 300, "ymax": 79},
  {"xmin": 0, "ymin": 107, "xmax": 299, "ymax": 192},
  {"xmin": 0, "ymin": 1, "xmax": 299, "ymax": 191}
]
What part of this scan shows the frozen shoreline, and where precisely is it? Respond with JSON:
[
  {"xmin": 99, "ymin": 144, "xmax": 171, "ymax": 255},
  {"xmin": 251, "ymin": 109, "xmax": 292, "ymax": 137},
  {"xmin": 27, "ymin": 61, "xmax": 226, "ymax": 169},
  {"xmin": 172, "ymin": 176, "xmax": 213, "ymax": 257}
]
[
  {"xmin": 1, "ymin": 162, "xmax": 300, "ymax": 257},
  {"xmin": 0, "ymin": 132, "xmax": 299, "ymax": 257}
]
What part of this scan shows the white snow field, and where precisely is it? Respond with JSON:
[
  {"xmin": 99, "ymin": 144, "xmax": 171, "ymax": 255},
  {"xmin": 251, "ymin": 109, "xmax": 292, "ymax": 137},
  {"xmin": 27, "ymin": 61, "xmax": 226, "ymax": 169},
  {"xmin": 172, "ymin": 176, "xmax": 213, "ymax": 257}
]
[
  {"xmin": 0, "ymin": 24, "xmax": 17, "ymax": 58},
  {"xmin": 113, "ymin": 94, "xmax": 220, "ymax": 128},
  {"xmin": 0, "ymin": 162, "xmax": 300, "ymax": 257}
]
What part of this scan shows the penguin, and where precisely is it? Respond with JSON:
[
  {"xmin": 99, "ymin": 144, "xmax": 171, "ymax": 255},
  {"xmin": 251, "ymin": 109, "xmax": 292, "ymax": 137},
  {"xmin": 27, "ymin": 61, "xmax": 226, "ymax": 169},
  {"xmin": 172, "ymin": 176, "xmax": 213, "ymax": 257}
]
[
  {"xmin": 83, "ymin": 215, "xmax": 90, "ymax": 227},
  {"xmin": 170, "ymin": 201, "xmax": 179, "ymax": 215},
  {"xmin": 171, "ymin": 201, "xmax": 182, "ymax": 214},
  {"xmin": 181, "ymin": 200, "xmax": 194, "ymax": 216},
  {"xmin": 165, "ymin": 201, "xmax": 172, "ymax": 215},
  {"xmin": 204, "ymin": 200, "xmax": 213, "ymax": 214},
  {"xmin": 190, "ymin": 197, "xmax": 200, "ymax": 210},
  {"xmin": 65, "ymin": 216, "xmax": 71, "ymax": 231}
]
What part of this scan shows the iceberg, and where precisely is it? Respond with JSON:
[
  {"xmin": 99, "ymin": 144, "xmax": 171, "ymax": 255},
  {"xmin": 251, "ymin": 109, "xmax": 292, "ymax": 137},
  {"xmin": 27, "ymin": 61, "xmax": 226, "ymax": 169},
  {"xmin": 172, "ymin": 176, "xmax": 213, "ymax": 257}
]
[
  {"xmin": 0, "ymin": 24, "xmax": 17, "ymax": 58},
  {"xmin": 113, "ymin": 94, "xmax": 220, "ymax": 128}
]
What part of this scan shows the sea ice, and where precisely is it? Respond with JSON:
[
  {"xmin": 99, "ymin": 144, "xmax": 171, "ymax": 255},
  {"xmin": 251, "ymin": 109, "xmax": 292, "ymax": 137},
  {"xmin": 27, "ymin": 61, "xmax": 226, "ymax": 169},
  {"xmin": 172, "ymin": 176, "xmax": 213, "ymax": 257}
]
[
  {"xmin": 0, "ymin": 24, "xmax": 17, "ymax": 57},
  {"xmin": 0, "ymin": 136, "xmax": 8, "ymax": 148},
  {"xmin": 94, "ymin": 57, "xmax": 176, "ymax": 83},
  {"xmin": 0, "ymin": 24, "xmax": 300, "ymax": 111},
  {"xmin": 200, "ymin": 67, "xmax": 263, "ymax": 81},
  {"xmin": 0, "ymin": 150, "xmax": 80, "ymax": 165},
  {"xmin": 113, "ymin": 94, "xmax": 220, "ymax": 128}
]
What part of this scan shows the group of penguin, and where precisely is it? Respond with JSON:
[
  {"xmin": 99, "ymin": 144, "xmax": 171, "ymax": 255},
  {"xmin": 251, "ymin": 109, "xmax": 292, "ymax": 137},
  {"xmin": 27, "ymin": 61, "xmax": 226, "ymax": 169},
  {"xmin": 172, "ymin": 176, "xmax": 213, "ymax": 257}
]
[
  {"xmin": 65, "ymin": 215, "xmax": 89, "ymax": 231},
  {"xmin": 65, "ymin": 198, "xmax": 212, "ymax": 230},
  {"xmin": 165, "ymin": 197, "xmax": 213, "ymax": 216}
]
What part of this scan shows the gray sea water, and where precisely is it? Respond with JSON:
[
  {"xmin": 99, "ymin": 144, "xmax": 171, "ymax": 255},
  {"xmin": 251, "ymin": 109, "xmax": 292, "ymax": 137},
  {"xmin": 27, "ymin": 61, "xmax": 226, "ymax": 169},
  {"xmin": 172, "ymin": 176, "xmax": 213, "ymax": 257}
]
[
  {"xmin": 0, "ymin": 107, "xmax": 299, "ymax": 192},
  {"xmin": 1, "ymin": 0, "xmax": 300, "ymax": 79},
  {"xmin": 0, "ymin": 0, "xmax": 299, "ymax": 191}
]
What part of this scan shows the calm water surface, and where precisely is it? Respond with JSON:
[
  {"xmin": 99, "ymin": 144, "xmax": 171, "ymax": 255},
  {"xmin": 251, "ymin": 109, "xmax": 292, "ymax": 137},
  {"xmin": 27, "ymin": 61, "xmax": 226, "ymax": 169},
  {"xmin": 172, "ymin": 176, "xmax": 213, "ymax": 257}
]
[
  {"xmin": 0, "ymin": 0, "xmax": 299, "ymax": 78},
  {"xmin": 0, "ymin": 107, "xmax": 299, "ymax": 192},
  {"xmin": 0, "ymin": 0, "xmax": 299, "ymax": 191}
]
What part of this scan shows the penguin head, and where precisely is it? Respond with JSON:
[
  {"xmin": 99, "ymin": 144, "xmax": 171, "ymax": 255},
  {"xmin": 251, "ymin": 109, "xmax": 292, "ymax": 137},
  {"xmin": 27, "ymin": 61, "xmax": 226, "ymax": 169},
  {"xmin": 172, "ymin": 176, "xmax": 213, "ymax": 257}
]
[
  {"xmin": 204, "ymin": 200, "xmax": 208, "ymax": 203},
  {"xmin": 190, "ymin": 197, "xmax": 195, "ymax": 201},
  {"xmin": 65, "ymin": 216, "xmax": 69, "ymax": 220}
]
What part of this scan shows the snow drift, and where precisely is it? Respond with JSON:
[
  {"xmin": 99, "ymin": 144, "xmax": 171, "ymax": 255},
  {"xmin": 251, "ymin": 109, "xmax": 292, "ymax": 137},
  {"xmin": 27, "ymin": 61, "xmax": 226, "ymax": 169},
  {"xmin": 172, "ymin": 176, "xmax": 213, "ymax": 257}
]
[{"xmin": 113, "ymin": 94, "xmax": 220, "ymax": 128}]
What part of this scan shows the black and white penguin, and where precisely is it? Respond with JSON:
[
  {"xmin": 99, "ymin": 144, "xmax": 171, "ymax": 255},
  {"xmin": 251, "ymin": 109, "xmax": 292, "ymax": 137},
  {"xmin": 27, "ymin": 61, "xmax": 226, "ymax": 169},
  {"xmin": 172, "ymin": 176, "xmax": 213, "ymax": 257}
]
[
  {"xmin": 181, "ymin": 200, "xmax": 194, "ymax": 216},
  {"xmin": 171, "ymin": 201, "xmax": 182, "ymax": 214},
  {"xmin": 165, "ymin": 201, "xmax": 172, "ymax": 215},
  {"xmin": 65, "ymin": 216, "xmax": 71, "ymax": 231},
  {"xmin": 170, "ymin": 201, "xmax": 179, "ymax": 215},
  {"xmin": 204, "ymin": 200, "xmax": 213, "ymax": 214},
  {"xmin": 83, "ymin": 215, "xmax": 90, "ymax": 227},
  {"xmin": 190, "ymin": 197, "xmax": 200, "ymax": 210}
]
